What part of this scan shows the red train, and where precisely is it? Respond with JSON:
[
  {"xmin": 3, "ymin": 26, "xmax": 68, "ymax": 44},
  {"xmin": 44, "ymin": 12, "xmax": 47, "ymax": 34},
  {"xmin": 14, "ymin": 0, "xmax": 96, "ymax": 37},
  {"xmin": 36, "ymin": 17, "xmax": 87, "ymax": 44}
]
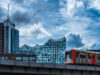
[{"xmin": 65, "ymin": 49, "xmax": 100, "ymax": 65}]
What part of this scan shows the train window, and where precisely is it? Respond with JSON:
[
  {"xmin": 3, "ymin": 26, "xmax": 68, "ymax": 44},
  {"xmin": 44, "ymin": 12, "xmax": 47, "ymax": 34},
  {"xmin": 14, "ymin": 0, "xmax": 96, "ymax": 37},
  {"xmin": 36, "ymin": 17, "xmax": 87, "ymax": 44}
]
[
  {"xmin": 76, "ymin": 52, "xmax": 79, "ymax": 57},
  {"xmin": 80, "ymin": 54, "xmax": 86, "ymax": 58},
  {"xmin": 88, "ymin": 55, "xmax": 91, "ymax": 59},
  {"xmin": 92, "ymin": 55, "xmax": 95, "ymax": 59},
  {"xmin": 65, "ymin": 51, "xmax": 72, "ymax": 60},
  {"xmin": 97, "ymin": 56, "xmax": 100, "ymax": 60},
  {"xmin": 67, "ymin": 52, "xmax": 72, "ymax": 58}
]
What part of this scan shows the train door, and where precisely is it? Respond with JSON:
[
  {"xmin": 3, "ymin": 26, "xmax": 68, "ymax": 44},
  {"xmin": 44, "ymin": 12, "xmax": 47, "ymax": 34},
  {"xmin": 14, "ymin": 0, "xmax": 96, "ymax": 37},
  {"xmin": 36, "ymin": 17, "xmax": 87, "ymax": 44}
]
[
  {"xmin": 76, "ymin": 51, "xmax": 80, "ymax": 64},
  {"xmin": 88, "ymin": 53, "xmax": 96, "ymax": 65},
  {"xmin": 79, "ymin": 52, "xmax": 86, "ymax": 64}
]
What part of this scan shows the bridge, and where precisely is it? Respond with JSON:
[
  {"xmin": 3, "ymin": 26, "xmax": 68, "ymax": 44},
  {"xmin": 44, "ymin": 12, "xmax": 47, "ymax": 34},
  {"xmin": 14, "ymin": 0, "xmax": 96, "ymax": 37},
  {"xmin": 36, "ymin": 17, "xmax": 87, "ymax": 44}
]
[{"xmin": 0, "ymin": 60, "xmax": 100, "ymax": 75}]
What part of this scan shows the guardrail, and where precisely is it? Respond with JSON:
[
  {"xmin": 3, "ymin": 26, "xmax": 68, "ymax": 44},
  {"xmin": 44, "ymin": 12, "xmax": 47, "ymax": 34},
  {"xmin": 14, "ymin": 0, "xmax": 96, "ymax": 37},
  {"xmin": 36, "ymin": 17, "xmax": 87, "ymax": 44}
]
[{"xmin": 0, "ymin": 60, "xmax": 100, "ymax": 71}]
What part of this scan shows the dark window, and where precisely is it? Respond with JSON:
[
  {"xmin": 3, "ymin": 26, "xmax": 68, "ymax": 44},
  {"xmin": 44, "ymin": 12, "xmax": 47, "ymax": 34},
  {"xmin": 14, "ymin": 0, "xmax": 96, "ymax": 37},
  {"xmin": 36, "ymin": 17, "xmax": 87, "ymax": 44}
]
[
  {"xmin": 92, "ymin": 55, "xmax": 95, "ymax": 59},
  {"xmin": 88, "ymin": 55, "xmax": 91, "ymax": 59},
  {"xmin": 76, "ymin": 52, "xmax": 79, "ymax": 57},
  {"xmin": 97, "ymin": 56, "xmax": 100, "ymax": 60},
  {"xmin": 65, "ymin": 51, "xmax": 72, "ymax": 60},
  {"xmin": 80, "ymin": 54, "xmax": 86, "ymax": 58}
]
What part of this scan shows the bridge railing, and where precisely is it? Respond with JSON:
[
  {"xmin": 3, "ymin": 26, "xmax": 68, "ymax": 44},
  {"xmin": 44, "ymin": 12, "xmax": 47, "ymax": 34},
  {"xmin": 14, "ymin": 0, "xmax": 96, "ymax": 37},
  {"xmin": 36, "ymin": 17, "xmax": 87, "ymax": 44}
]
[{"xmin": 0, "ymin": 60, "xmax": 100, "ymax": 71}]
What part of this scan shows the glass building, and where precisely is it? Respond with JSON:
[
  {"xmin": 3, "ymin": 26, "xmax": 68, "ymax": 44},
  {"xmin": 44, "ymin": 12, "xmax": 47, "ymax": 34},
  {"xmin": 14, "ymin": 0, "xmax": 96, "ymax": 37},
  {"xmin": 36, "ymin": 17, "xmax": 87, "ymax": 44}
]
[
  {"xmin": 0, "ymin": 19, "xmax": 19, "ymax": 54},
  {"xmin": 11, "ymin": 29, "xmax": 19, "ymax": 54},
  {"xmin": 35, "ymin": 37, "xmax": 66, "ymax": 64},
  {"xmin": 0, "ymin": 23, "xmax": 4, "ymax": 54},
  {"xmin": 4, "ymin": 19, "xmax": 15, "ymax": 54}
]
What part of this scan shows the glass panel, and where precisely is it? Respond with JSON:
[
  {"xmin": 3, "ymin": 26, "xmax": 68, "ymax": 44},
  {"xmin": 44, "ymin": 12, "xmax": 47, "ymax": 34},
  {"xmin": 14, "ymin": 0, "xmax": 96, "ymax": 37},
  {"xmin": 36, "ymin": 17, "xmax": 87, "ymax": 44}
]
[
  {"xmin": 97, "ymin": 55, "xmax": 100, "ymax": 60},
  {"xmin": 66, "ymin": 52, "xmax": 72, "ymax": 59},
  {"xmin": 65, "ymin": 51, "xmax": 73, "ymax": 64},
  {"xmin": 23, "ymin": 57, "xmax": 28, "ymax": 61},
  {"xmin": 5, "ymin": 56, "xmax": 8, "ymax": 60},
  {"xmin": 16, "ymin": 57, "xmax": 21, "ymax": 60},
  {"xmin": 30, "ymin": 57, "xmax": 36, "ymax": 60},
  {"xmin": 92, "ymin": 54, "xmax": 95, "ymax": 59},
  {"xmin": 80, "ymin": 53, "xmax": 86, "ymax": 58},
  {"xmin": 2, "ymin": 56, "xmax": 4, "ymax": 60}
]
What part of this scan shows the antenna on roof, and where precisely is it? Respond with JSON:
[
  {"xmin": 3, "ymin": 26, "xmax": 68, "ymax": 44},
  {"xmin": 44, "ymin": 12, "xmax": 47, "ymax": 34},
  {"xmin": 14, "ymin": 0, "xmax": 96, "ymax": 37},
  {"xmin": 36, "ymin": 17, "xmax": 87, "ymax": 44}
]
[{"xmin": 7, "ymin": 4, "xmax": 9, "ymax": 20}]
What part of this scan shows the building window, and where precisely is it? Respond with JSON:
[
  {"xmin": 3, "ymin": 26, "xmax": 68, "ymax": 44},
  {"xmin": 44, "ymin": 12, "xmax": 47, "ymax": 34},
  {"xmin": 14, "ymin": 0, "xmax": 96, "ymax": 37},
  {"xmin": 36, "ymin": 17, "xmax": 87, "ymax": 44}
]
[
  {"xmin": 30, "ymin": 57, "xmax": 36, "ymax": 60},
  {"xmin": 23, "ymin": 57, "xmax": 28, "ymax": 61},
  {"xmin": 2, "ymin": 56, "xmax": 4, "ymax": 60},
  {"xmin": 5, "ymin": 56, "xmax": 8, "ymax": 60},
  {"xmin": 16, "ymin": 57, "xmax": 21, "ymax": 60}
]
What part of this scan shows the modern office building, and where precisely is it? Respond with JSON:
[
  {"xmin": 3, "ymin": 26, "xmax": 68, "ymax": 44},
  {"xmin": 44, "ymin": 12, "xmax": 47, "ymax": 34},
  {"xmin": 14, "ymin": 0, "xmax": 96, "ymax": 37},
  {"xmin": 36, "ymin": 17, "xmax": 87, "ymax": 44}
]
[
  {"xmin": 35, "ymin": 37, "xmax": 66, "ymax": 64},
  {"xmin": 0, "ymin": 19, "xmax": 19, "ymax": 54},
  {"xmin": 11, "ymin": 29, "xmax": 19, "ymax": 54},
  {"xmin": 0, "ymin": 23, "xmax": 4, "ymax": 54},
  {"xmin": 3, "ymin": 19, "xmax": 15, "ymax": 54}
]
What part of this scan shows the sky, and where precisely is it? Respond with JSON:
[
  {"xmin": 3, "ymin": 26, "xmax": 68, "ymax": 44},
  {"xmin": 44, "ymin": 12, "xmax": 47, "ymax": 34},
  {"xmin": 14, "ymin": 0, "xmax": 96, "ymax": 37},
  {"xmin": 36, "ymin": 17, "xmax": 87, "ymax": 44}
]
[{"xmin": 0, "ymin": 0, "xmax": 100, "ymax": 50}]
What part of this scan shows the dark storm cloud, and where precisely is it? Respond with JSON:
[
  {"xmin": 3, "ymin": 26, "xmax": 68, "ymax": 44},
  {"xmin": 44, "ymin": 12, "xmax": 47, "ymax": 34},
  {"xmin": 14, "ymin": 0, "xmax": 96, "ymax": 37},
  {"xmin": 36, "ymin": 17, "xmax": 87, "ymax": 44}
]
[
  {"xmin": 86, "ymin": 9, "xmax": 100, "ymax": 21},
  {"xmin": 12, "ymin": 0, "xmax": 38, "ymax": 8},
  {"xmin": 11, "ymin": 10, "xmax": 32, "ymax": 25},
  {"xmin": 0, "ymin": 7, "xmax": 3, "ymax": 17},
  {"xmin": 66, "ymin": 34, "xmax": 84, "ymax": 49},
  {"xmin": 10, "ymin": 0, "xmax": 45, "ymax": 26},
  {"xmin": 0, "ymin": 6, "xmax": 6, "ymax": 19},
  {"xmin": 12, "ymin": 0, "xmax": 25, "ymax": 4}
]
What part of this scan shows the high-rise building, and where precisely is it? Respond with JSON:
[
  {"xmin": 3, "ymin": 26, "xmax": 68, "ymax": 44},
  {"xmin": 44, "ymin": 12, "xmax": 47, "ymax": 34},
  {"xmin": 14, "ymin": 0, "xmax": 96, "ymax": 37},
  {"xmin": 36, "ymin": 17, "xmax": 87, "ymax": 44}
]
[
  {"xmin": 0, "ymin": 19, "xmax": 19, "ymax": 54},
  {"xmin": 11, "ymin": 29, "xmax": 19, "ymax": 54},
  {"xmin": 3, "ymin": 19, "xmax": 15, "ymax": 54},
  {"xmin": 0, "ymin": 23, "xmax": 4, "ymax": 54},
  {"xmin": 35, "ymin": 37, "xmax": 66, "ymax": 64}
]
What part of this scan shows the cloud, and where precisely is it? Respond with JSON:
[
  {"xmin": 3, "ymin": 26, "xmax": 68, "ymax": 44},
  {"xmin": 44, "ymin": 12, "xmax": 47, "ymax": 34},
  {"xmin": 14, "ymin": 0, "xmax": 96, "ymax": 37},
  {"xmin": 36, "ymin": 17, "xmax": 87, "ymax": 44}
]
[
  {"xmin": 18, "ymin": 22, "xmax": 52, "ymax": 46},
  {"xmin": 12, "ymin": 0, "xmax": 38, "ymax": 6},
  {"xmin": 0, "ymin": 7, "xmax": 4, "ymax": 18},
  {"xmin": 88, "ymin": 0, "xmax": 100, "ymax": 11},
  {"xmin": 57, "ymin": 0, "xmax": 100, "ymax": 50},
  {"xmin": 12, "ymin": 0, "xmax": 24, "ymax": 3},
  {"xmin": 11, "ymin": 10, "xmax": 32, "ymax": 25},
  {"xmin": 0, "ymin": 6, "xmax": 7, "ymax": 21},
  {"xmin": 0, "ymin": 0, "xmax": 100, "ymax": 49},
  {"xmin": 19, "ymin": 22, "xmax": 52, "ymax": 39},
  {"xmin": 60, "ymin": 0, "xmax": 84, "ymax": 17},
  {"xmin": 66, "ymin": 33, "xmax": 84, "ymax": 49},
  {"xmin": 66, "ymin": 33, "xmax": 97, "ymax": 50},
  {"xmin": 55, "ymin": 16, "xmax": 92, "ymax": 37}
]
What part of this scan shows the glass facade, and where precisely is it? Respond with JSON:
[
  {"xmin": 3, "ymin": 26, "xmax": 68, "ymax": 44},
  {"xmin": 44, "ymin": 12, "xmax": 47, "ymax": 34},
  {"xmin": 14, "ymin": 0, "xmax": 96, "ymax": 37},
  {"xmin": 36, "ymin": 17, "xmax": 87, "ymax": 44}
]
[
  {"xmin": 16, "ymin": 57, "xmax": 21, "ymax": 60},
  {"xmin": 35, "ymin": 37, "xmax": 66, "ymax": 64},
  {"xmin": 0, "ymin": 19, "xmax": 19, "ymax": 54},
  {"xmin": 11, "ymin": 29, "xmax": 19, "ymax": 54},
  {"xmin": 0, "ymin": 23, "xmax": 4, "ymax": 54},
  {"xmin": 4, "ymin": 26, "xmax": 9, "ymax": 54}
]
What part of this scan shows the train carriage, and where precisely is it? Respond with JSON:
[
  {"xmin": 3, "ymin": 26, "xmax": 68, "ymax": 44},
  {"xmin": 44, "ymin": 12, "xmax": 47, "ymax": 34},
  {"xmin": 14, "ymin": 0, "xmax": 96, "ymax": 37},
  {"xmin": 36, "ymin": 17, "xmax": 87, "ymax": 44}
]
[
  {"xmin": 96, "ymin": 54, "xmax": 100, "ymax": 65},
  {"xmin": 65, "ymin": 49, "xmax": 100, "ymax": 65}
]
